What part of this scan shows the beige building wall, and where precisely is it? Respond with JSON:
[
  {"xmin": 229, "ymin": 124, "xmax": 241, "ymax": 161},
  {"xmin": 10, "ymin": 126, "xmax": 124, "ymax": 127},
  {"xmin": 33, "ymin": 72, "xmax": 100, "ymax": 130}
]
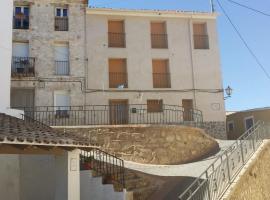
[
  {"xmin": 227, "ymin": 108, "xmax": 270, "ymax": 139},
  {"xmin": 11, "ymin": 0, "xmax": 87, "ymax": 107},
  {"xmin": 85, "ymin": 9, "xmax": 225, "ymax": 122}
]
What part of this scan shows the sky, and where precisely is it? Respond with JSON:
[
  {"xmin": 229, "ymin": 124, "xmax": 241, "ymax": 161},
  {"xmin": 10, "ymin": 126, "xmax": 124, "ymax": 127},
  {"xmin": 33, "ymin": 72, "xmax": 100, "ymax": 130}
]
[{"xmin": 90, "ymin": 0, "xmax": 270, "ymax": 111}]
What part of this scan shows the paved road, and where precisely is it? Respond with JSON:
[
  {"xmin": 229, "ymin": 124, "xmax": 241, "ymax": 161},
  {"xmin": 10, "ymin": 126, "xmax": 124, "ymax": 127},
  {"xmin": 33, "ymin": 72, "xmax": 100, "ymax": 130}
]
[{"xmin": 124, "ymin": 139, "xmax": 236, "ymax": 178}]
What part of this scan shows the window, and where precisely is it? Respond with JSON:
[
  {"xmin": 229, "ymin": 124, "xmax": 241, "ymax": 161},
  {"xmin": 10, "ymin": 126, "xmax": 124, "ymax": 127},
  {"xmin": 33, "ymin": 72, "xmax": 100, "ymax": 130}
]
[
  {"xmin": 13, "ymin": 6, "xmax": 30, "ymax": 29},
  {"xmin": 227, "ymin": 121, "xmax": 234, "ymax": 132},
  {"xmin": 109, "ymin": 59, "xmax": 128, "ymax": 88},
  {"xmin": 54, "ymin": 91, "xmax": 70, "ymax": 118},
  {"xmin": 151, "ymin": 22, "xmax": 168, "ymax": 48},
  {"xmin": 244, "ymin": 116, "xmax": 254, "ymax": 131},
  {"xmin": 108, "ymin": 20, "xmax": 125, "ymax": 48},
  {"xmin": 193, "ymin": 23, "xmax": 209, "ymax": 49},
  {"xmin": 54, "ymin": 43, "xmax": 69, "ymax": 75},
  {"xmin": 11, "ymin": 42, "xmax": 35, "ymax": 77},
  {"xmin": 147, "ymin": 100, "xmax": 163, "ymax": 113},
  {"xmin": 55, "ymin": 7, "xmax": 69, "ymax": 31},
  {"xmin": 152, "ymin": 59, "xmax": 171, "ymax": 88}
]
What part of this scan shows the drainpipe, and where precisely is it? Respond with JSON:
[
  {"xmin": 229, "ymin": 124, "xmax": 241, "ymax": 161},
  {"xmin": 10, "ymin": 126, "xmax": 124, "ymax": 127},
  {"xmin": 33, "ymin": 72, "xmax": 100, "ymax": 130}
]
[{"xmin": 188, "ymin": 18, "xmax": 197, "ymax": 109}]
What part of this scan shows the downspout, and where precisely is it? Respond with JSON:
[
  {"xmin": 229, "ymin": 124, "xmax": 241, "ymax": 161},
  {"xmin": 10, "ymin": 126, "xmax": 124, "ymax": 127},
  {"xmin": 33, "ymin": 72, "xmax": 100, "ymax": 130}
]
[
  {"xmin": 83, "ymin": 5, "xmax": 88, "ymax": 107},
  {"xmin": 188, "ymin": 17, "xmax": 197, "ymax": 109}
]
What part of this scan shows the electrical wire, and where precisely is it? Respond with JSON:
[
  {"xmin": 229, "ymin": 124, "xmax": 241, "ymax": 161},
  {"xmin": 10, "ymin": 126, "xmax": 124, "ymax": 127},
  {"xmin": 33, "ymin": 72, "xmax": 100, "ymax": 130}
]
[
  {"xmin": 226, "ymin": 0, "xmax": 270, "ymax": 17},
  {"xmin": 216, "ymin": 0, "xmax": 270, "ymax": 81}
]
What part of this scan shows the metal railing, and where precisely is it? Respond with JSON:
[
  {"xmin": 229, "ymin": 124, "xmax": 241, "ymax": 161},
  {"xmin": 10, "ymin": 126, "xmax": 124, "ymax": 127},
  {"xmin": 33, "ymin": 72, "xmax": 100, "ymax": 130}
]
[
  {"xmin": 151, "ymin": 33, "xmax": 168, "ymax": 48},
  {"xmin": 55, "ymin": 61, "xmax": 70, "ymax": 75},
  {"xmin": 179, "ymin": 121, "xmax": 269, "ymax": 200},
  {"xmin": 109, "ymin": 72, "xmax": 128, "ymax": 88},
  {"xmin": 108, "ymin": 32, "xmax": 126, "ymax": 48},
  {"xmin": 55, "ymin": 17, "xmax": 69, "ymax": 31},
  {"xmin": 153, "ymin": 73, "xmax": 171, "ymax": 88},
  {"xmin": 13, "ymin": 15, "xmax": 29, "ymax": 29},
  {"xmin": 80, "ymin": 149, "xmax": 125, "ymax": 190},
  {"xmin": 13, "ymin": 104, "xmax": 203, "ymax": 126},
  {"xmin": 193, "ymin": 35, "xmax": 209, "ymax": 49},
  {"xmin": 11, "ymin": 56, "xmax": 35, "ymax": 77}
]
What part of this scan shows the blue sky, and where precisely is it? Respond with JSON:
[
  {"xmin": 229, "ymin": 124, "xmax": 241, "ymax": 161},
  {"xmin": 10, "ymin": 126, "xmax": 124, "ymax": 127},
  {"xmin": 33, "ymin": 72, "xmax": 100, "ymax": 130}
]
[{"xmin": 90, "ymin": 0, "xmax": 270, "ymax": 111}]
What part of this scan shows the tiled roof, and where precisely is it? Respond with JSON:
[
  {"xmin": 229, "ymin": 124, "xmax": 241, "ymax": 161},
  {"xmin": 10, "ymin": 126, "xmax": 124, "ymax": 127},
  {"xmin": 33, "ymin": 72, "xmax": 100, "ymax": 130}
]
[{"xmin": 0, "ymin": 113, "xmax": 96, "ymax": 148}]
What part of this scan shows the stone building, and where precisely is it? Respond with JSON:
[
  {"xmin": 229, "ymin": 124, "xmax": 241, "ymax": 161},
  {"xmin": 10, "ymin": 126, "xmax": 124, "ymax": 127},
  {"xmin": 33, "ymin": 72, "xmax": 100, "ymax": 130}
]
[
  {"xmin": 11, "ymin": 0, "xmax": 88, "ymax": 109},
  {"xmin": 10, "ymin": 2, "xmax": 226, "ymax": 137}
]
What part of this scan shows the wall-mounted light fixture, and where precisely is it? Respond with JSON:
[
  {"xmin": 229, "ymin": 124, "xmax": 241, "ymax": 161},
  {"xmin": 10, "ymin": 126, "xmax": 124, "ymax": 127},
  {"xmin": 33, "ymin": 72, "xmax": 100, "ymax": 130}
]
[{"xmin": 224, "ymin": 86, "xmax": 233, "ymax": 100}]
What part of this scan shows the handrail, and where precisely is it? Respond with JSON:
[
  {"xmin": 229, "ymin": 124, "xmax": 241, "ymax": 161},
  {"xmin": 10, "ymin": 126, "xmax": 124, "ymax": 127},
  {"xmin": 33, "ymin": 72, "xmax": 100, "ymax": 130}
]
[{"xmin": 179, "ymin": 121, "xmax": 268, "ymax": 200}]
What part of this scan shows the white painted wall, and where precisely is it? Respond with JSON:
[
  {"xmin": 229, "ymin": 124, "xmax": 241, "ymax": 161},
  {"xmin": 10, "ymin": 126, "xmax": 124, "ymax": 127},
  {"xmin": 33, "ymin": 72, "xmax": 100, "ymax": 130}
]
[
  {"xmin": 81, "ymin": 170, "xmax": 126, "ymax": 200},
  {"xmin": 0, "ymin": 0, "xmax": 13, "ymax": 112}
]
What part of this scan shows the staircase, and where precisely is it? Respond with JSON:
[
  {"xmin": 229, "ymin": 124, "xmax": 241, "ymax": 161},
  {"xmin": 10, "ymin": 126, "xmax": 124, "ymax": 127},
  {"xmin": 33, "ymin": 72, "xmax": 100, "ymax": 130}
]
[{"xmin": 80, "ymin": 149, "xmax": 159, "ymax": 200}]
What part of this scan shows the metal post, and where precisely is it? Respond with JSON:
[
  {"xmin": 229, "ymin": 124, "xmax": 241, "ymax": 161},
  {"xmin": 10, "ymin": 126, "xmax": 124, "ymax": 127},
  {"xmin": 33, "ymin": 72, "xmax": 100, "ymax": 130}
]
[
  {"xmin": 205, "ymin": 171, "xmax": 211, "ymax": 200},
  {"xmin": 225, "ymin": 151, "xmax": 231, "ymax": 183},
  {"xmin": 240, "ymin": 141, "xmax": 245, "ymax": 164}
]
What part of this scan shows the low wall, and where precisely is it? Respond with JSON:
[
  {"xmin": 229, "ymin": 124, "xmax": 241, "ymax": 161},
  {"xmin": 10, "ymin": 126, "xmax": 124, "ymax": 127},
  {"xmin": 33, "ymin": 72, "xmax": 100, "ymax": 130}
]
[
  {"xmin": 58, "ymin": 125, "xmax": 219, "ymax": 165},
  {"xmin": 226, "ymin": 141, "xmax": 270, "ymax": 200}
]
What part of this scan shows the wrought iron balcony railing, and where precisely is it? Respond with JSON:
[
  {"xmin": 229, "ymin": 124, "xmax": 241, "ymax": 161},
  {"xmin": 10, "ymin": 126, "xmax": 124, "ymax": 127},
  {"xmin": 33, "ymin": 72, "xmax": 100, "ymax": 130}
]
[
  {"xmin": 108, "ymin": 32, "xmax": 126, "ymax": 48},
  {"xmin": 11, "ymin": 56, "xmax": 35, "ymax": 77},
  {"xmin": 109, "ymin": 72, "xmax": 128, "ymax": 88},
  {"xmin": 55, "ymin": 61, "xmax": 70, "ymax": 75},
  {"xmin": 193, "ymin": 34, "xmax": 209, "ymax": 49},
  {"xmin": 55, "ymin": 17, "xmax": 68, "ymax": 31},
  {"xmin": 13, "ymin": 104, "xmax": 203, "ymax": 126},
  {"xmin": 13, "ymin": 14, "xmax": 29, "ymax": 29},
  {"xmin": 151, "ymin": 34, "xmax": 168, "ymax": 49},
  {"xmin": 153, "ymin": 73, "xmax": 171, "ymax": 88}
]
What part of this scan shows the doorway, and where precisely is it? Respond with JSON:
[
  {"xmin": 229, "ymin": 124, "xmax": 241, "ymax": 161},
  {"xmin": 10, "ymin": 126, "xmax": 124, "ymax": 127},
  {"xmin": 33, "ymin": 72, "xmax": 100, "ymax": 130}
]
[
  {"xmin": 182, "ymin": 99, "xmax": 194, "ymax": 121},
  {"xmin": 109, "ymin": 99, "xmax": 129, "ymax": 125}
]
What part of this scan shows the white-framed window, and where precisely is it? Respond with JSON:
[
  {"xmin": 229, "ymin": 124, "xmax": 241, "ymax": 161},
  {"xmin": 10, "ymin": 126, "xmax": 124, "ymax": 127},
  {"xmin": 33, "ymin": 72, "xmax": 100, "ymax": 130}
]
[
  {"xmin": 14, "ymin": 6, "xmax": 30, "ymax": 16},
  {"xmin": 13, "ymin": 6, "xmax": 30, "ymax": 29},
  {"xmin": 244, "ymin": 116, "xmax": 254, "ymax": 131},
  {"xmin": 54, "ymin": 90, "xmax": 70, "ymax": 111},
  {"xmin": 55, "ymin": 7, "xmax": 68, "ymax": 17},
  {"xmin": 54, "ymin": 43, "xmax": 69, "ymax": 75},
  {"xmin": 227, "ymin": 120, "xmax": 234, "ymax": 132}
]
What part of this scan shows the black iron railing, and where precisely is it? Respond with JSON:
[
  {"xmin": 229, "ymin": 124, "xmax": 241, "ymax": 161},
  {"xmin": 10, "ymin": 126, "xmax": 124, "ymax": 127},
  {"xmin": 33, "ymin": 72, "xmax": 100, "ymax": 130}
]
[
  {"xmin": 13, "ymin": 104, "xmax": 203, "ymax": 126},
  {"xmin": 153, "ymin": 73, "xmax": 171, "ymax": 88},
  {"xmin": 80, "ymin": 149, "xmax": 125, "ymax": 190},
  {"xmin": 13, "ymin": 15, "xmax": 29, "ymax": 29},
  {"xmin": 11, "ymin": 56, "xmax": 35, "ymax": 77},
  {"xmin": 55, "ymin": 17, "xmax": 69, "ymax": 31},
  {"xmin": 193, "ymin": 35, "xmax": 209, "ymax": 49},
  {"xmin": 151, "ymin": 34, "xmax": 168, "ymax": 48},
  {"xmin": 55, "ymin": 61, "xmax": 70, "ymax": 75},
  {"xmin": 108, "ymin": 32, "xmax": 126, "ymax": 48},
  {"xmin": 109, "ymin": 72, "xmax": 128, "ymax": 88}
]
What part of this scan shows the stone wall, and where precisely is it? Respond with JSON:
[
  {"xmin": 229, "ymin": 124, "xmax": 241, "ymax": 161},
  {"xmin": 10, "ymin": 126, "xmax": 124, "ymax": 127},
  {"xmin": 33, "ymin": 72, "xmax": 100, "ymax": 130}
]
[
  {"xmin": 58, "ymin": 125, "xmax": 219, "ymax": 165},
  {"xmin": 11, "ymin": 0, "xmax": 86, "ymax": 107},
  {"xmin": 181, "ymin": 121, "xmax": 227, "ymax": 139},
  {"xmin": 226, "ymin": 141, "xmax": 270, "ymax": 200}
]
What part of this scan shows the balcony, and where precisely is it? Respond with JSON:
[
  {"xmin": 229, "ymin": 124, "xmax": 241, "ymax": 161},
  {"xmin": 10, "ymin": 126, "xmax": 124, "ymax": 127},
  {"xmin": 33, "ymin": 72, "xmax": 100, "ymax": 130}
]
[
  {"xmin": 153, "ymin": 73, "xmax": 171, "ymax": 88},
  {"xmin": 55, "ymin": 17, "xmax": 69, "ymax": 31},
  {"xmin": 151, "ymin": 34, "xmax": 168, "ymax": 49},
  {"xmin": 13, "ymin": 14, "xmax": 29, "ymax": 29},
  {"xmin": 11, "ymin": 57, "xmax": 35, "ymax": 77},
  {"xmin": 109, "ymin": 72, "xmax": 128, "ymax": 88},
  {"xmin": 193, "ymin": 34, "xmax": 209, "ymax": 49},
  {"xmin": 108, "ymin": 32, "xmax": 126, "ymax": 48},
  {"xmin": 55, "ymin": 61, "xmax": 70, "ymax": 75}
]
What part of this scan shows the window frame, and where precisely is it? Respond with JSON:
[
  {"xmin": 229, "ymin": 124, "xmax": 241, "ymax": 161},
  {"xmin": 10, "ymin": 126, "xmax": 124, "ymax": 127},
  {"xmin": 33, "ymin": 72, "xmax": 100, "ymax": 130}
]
[
  {"xmin": 243, "ymin": 116, "xmax": 254, "ymax": 131},
  {"xmin": 55, "ymin": 7, "xmax": 68, "ymax": 17},
  {"xmin": 193, "ymin": 22, "xmax": 209, "ymax": 50}
]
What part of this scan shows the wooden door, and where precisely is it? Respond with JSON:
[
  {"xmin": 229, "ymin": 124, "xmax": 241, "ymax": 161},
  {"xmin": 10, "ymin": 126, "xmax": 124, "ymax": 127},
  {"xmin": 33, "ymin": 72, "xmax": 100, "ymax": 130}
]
[
  {"xmin": 182, "ymin": 99, "xmax": 193, "ymax": 121},
  {"xmin": 109, "ymin": 99, "xmax": 129, "ymax": 125}
]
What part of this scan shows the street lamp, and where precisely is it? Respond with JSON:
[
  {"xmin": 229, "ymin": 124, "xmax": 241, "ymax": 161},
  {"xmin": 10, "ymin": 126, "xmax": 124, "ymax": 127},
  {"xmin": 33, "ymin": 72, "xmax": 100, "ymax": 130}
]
[{"xmin": 224, "ymin": 86, "xmax": 233, "ymax": 100}]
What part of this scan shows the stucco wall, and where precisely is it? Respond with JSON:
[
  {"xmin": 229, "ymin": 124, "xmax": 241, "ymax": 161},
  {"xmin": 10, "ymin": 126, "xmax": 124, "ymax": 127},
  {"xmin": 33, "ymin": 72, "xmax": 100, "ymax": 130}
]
[
  {"xmin": 226, "ymin": 141, "xmax": 270, "ymax": 200},
  {"xmin": 11, "ymin": 0, "xmax": 86, "ymax": 107},
  {"xmin": 85, "ymin": 11, "xmax": 225, "ymax": 122},
  {"xmin": 227, "ymin": 109, "xmax": 270, "ymax": 139}
]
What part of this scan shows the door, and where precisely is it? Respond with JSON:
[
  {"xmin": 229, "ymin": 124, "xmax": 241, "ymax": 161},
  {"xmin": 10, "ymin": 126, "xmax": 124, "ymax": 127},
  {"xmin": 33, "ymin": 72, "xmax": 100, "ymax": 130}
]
[
  {"xmin": 12, "ymin": 42, "xmax": 30, "ymax": 73},
  {"xmin": 54, "ymin": 44, "xmax": 69, "ymax": 75},
  {"xmin": 109, "ymin": 99, "xmax": 128, "ymax": 125},
  {"xmin": 11, "ymin": 89, "xmax": 35, "ymax": 117},
  {"xmin": 54, "ymin": 91, "xmax": 70, "ymax": 117},
  {"xmin": 182, "ymin": 99, "xmax": 193, "ymax": 121},
  {"xmin": 244, "ymin": 117, "xmax": 254, "ymax": 130}
]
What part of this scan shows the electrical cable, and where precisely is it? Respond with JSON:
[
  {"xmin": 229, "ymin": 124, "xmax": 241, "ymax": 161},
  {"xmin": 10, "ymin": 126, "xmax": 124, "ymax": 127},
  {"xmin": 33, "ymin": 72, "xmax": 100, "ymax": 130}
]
[{"xmin": 216, "ymin": 0, "xmax": 270, "ymax": 81}]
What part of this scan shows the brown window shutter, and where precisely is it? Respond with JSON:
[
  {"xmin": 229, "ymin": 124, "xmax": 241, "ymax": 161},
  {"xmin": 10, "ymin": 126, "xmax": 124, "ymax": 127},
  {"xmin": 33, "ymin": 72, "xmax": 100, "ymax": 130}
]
[
  {"xmin": 193, "ymin": 23, "xmax": 209, "ymax": 49},
  {"xmin": 152, "ymin": 59, "xmax": 170, "ymax": 88},
  {"xmin": 147, "ymin": 100, "xmax": 163, "ymax": 113},
  {"xmin": 151, "ymin": 22, "xmax": 166, "ymax": 34},
  {"xmin": 109, "ymin": 59, "xmax": 127, "ymax": 88},
  {"xmin": 108, "ymin": 21, "xmax": 124, "ymax": 33},
  {"xmin": 151, "ymin": 22, "xmax": 167, "ymax": 48},
  {"xmin": 108, "ymin": 20, "xmax": 125, "ymax": 47}
]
